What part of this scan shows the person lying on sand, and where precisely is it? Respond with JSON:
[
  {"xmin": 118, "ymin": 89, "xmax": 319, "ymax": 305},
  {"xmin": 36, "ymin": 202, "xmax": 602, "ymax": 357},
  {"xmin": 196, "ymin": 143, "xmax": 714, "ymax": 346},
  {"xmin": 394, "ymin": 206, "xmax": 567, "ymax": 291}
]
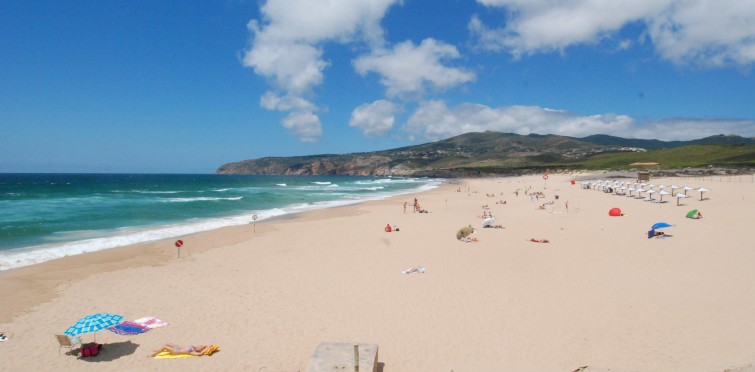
[
  {"xmin": 483, "ymin": 224, "xmax": 504, "ymax": 229},
  {"xmin": 529, "ymin": 238, "xmax": 549, "ymax": 243},
  {"xmin": 653, "ymin": 231, "xmax": 672, "ymax": 238},
  {"xmin": 459, "ymin": 236, "xmax": 479, "ymax": 243},
  {"xmin": 150, "ymin": 343, "xmax": 209, "ymax": 357}
]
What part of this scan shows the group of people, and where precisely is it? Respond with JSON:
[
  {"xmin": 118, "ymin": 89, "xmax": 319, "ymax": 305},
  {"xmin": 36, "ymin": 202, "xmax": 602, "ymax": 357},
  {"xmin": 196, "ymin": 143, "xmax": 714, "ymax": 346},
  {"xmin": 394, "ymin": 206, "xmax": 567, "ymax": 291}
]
[
  {"xmin": 404, "ymin": 198, "xmax": 429, "ymax": 213},
  {"xmin": 528, "ymin": 191, "xmax": 546, "ymax": 201}
]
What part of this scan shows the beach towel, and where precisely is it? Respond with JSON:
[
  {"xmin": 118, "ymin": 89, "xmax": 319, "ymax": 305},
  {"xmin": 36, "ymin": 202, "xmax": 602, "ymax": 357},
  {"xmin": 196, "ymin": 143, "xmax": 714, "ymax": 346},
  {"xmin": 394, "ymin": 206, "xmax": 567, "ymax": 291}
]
[
  {"xmin": 154, "ymin": 351, "xmax": 194, "ymax": 359},
  {"xmin": 107, "ymin": 321, "xmax": 148, "ymax": 335},
  {"xmin": 153, "ymin": 345, "xmax": 220, "ymax": 359},
  {"xmin": 133, "ymin": 316, "xmax": 169, "ymax": 329}
]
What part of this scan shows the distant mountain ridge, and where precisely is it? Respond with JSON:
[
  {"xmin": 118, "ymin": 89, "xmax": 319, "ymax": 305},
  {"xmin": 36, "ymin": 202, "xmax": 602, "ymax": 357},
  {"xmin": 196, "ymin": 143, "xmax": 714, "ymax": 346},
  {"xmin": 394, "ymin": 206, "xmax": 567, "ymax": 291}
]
[
  {"xmin": 216, "ymin": 132, "xmax": 755, "ymax": 176},
  {"xmin": 580, "ymin": 133, "xmax": 753, "ymax": 149}
]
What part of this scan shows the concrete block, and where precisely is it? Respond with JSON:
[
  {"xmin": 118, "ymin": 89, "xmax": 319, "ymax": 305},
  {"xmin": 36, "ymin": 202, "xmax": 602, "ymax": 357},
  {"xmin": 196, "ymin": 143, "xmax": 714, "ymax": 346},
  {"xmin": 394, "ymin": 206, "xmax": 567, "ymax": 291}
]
[{"xmin": 305, "ymin": 342, "xmax": 379, "ymax": 372}]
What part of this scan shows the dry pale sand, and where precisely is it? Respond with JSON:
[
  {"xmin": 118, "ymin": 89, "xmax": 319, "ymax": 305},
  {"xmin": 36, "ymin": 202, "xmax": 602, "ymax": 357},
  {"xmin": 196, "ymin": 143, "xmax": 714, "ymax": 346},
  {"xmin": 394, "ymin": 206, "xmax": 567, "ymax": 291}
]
[{"xmin": 1, "ymin": 173, "xmax": 755, "ymax": 372}]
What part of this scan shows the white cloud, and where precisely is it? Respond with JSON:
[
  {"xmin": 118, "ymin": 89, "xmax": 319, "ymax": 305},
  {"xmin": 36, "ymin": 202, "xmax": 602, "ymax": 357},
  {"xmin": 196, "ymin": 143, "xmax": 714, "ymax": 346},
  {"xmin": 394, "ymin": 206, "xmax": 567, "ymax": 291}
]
[
  {"xmin": 281, "ymin": 111, "xmax": 322, "ymax": 143},
  {"xmin": 630, "ymin": 118, "xmax": 755, "ymax": 140},
  {"xmin": 349, "ymin": 100, "xmax": 399, "ymax": 138},
  {"xmin": 404, "ymin": 101, "xmax": 634, "ymax": 140},
  {"xmin": 243, "ymin": 0, "xmax": 399, "ymax": 141},
  {"xmin": 403, "ymin": 101, "xmax": 755, "ymax": 141},
  {"xmin": 260, "ymin": 91, "xmax": 316, "ymax": 112},
  {"xmin": 647, "ymin": 1, "xmax": 755, "ymax": 66},
  {"xmin": 353, "ymin": 39, "xmax": 476, "ymax": 99},
  {"xmin": 472, "ymin": 0, "xmax": 755, "ymax": 66}
]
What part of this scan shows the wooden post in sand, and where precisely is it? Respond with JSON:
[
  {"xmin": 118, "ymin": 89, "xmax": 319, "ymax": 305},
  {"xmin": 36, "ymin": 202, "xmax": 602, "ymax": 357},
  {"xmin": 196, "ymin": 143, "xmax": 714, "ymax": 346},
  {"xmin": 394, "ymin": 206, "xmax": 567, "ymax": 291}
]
[{"xmin": 354, "ymin": 344, "xmax": 359, "ymax": 372}]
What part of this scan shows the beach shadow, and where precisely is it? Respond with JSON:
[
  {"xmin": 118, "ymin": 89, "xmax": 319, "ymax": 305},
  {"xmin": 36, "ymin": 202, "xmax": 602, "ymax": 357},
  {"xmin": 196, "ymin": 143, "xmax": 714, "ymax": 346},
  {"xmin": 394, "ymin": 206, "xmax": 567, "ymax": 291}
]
[
  {"xmin": 79, "ymin": 340, "xmax": 139, "ymax": 362},
  {"xmin": 378, "ymin": 362, "xmax": 385, "ymax": 372}
]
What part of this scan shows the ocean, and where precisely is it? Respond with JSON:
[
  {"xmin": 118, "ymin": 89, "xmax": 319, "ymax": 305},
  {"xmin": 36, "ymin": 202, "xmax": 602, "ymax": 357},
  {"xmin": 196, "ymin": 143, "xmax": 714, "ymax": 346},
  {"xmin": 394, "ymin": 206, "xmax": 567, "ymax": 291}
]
[{"xmin": 0, "ymin": 173, "xmax": 443, "ymax": 271}]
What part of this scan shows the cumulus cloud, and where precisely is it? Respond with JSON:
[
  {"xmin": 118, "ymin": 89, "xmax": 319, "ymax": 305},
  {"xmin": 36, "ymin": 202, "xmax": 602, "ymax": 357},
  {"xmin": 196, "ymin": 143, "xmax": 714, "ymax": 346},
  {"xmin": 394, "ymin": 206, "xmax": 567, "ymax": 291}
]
[
  {"xmin": 281, "ymin": 111, "xmax": 322, "ymax": 142},
  {"xmin": 260, "ymin": 91, "xmax": 322, "ymax": 141},
  {"xmin": 353, "ymin": 39, "xmax": 476, "ymax": 99},
  {"xmin": 403, "ymin": 100, "xmax": 755, "ymax": 141},
  {"xmin": 349, "ymin": 100, "xmax": 399, "ymax": 138},
  {"xmin": 472, "ymin": 0, "xmax": 755, "ymax": 66},
  {"xmin": 243, "ymin": 0, "xmax": 399, "ymax": 141},
  {"xmin": 647, "ymin": 1, "xmax": 755, "ymax": 66}
]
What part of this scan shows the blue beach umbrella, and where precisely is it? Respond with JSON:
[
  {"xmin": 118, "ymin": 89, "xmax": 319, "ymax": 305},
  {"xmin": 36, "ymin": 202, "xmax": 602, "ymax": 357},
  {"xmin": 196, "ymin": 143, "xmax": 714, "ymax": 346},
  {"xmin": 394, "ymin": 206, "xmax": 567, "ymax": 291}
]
[
  {"xmin": 651, "ymin": 222, "xmax": 672, "ymax": 230},
  {"xmin": 64, "ymin": 313, "xmax": 123, "ymax": 341}
]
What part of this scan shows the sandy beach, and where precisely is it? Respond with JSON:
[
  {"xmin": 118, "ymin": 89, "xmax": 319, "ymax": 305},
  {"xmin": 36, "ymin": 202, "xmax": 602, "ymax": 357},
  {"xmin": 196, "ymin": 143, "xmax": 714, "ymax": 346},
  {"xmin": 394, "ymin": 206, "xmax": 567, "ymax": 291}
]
[{"xmin": 2, "ymin": 173, "xmax": 755, "ymax": 371}]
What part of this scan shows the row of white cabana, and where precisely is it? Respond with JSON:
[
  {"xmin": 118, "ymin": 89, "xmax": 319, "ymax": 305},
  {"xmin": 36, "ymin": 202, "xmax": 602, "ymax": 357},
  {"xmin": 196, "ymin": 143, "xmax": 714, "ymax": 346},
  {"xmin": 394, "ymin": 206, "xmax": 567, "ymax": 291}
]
[{"xmin": 581, "ymin": 180, "xmax": 710, "ymax": 204}]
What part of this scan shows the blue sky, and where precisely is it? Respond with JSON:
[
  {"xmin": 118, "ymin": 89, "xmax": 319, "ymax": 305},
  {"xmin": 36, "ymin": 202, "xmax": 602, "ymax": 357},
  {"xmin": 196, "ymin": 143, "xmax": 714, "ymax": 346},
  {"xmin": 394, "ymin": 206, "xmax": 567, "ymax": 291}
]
[{"xmin": 2, "ymin": 0, "xmax": 754, "ymax": 173}]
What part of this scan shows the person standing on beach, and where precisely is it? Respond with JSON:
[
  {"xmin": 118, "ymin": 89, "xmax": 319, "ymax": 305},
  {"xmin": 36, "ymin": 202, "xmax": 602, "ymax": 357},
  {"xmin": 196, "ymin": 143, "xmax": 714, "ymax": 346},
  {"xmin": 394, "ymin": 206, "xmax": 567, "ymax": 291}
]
[{"xmin": 403, "ymin": 201, "xmax": 407, "ymax": 213}]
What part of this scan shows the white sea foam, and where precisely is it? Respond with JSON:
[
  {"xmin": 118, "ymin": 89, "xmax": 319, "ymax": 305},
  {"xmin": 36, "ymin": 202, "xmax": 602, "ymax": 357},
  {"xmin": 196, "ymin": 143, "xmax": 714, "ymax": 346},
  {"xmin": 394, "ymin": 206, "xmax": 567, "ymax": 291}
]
[
  {"xmin": 276, "ymin": 183, "xmax": 287, "ymax": 187},
  {"xmin": 160, "ymin": 196, "xmax": 243, "ymax": 203},
  {"xmin": 0, "ymin": 209, "xmax": 282, "ymax": 271},
  {"xmin": 312, "ymin": 181, "xmax": 332, "ymax": 185},
  {"xmin": 124, "ymin": 190, "xmax": 183, "ymax": 194}
]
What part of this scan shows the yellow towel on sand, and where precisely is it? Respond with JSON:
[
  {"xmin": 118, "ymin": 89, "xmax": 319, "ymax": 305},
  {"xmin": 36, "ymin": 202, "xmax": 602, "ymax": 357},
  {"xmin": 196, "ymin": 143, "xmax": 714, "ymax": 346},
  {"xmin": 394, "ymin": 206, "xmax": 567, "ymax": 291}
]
[{"xmin": 153, "ymin": 345, "xmax": 220, "ymax": 359}]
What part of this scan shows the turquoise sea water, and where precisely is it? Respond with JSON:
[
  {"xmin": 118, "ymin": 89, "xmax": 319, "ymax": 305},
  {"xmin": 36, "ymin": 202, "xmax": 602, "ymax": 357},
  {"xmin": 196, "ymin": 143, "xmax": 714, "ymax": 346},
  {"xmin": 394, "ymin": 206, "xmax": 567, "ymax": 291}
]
[{"xmin": 0, "ymin": 174, "xmax": 442, "ymax": 271}]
